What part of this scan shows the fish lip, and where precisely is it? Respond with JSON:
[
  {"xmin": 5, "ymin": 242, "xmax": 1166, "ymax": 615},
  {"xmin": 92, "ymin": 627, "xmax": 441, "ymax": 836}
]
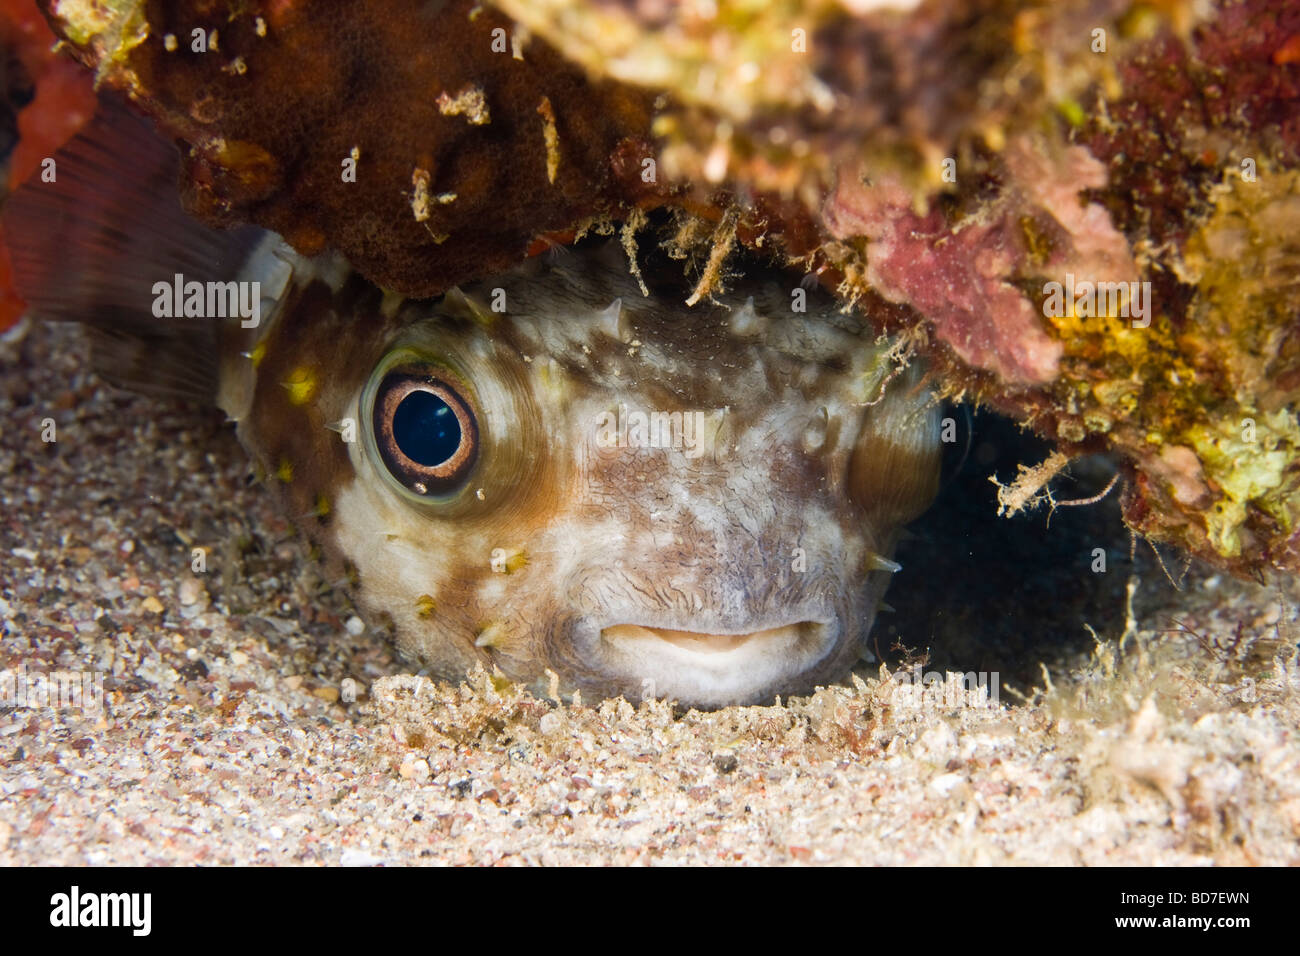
[
  {"xmin": 600, "ymin": 620, "xmax": 830, "ymax": 654},
  {"xmin": 568, "ymin": 610, "xmax": 844, "ymax": 707}
]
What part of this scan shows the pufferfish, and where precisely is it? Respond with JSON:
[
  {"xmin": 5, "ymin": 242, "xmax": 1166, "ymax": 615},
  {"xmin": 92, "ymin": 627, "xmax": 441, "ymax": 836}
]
[{"xmin": 6, "ymin": 103, "xmax": 942, "ymax": 708}]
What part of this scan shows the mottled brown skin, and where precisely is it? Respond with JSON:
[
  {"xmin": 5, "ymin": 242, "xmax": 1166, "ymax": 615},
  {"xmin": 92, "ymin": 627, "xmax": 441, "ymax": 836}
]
[{"xmin": 232, "ymin": 241, "xmax": 941, "ymax": 707}]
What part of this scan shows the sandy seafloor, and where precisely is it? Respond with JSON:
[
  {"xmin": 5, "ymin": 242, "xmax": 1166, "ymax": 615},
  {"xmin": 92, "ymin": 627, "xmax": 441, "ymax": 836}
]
[{"xmin": 1, "ymin": 318, "xmax": 1298, "ymax": 866}]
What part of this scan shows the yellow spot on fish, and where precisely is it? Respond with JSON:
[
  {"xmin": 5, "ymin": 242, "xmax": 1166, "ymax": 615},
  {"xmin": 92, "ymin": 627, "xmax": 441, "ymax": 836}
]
[
  {"xmin": 492, "ymin": 548, "xmax": 528, "ymax": 573},
  {"xmin": 312, "ymin": 493, "xmax": 330, "ymax": 520},
  {"xmin": 535, "ymin": 356, "xmax": 570, "ymax": 403},
  {"xmin": 275, "ymin": 458, "xmax": 293, "ymax": 483},
  {"xmin": 415, "ymin": 594, "xmax": 437, "ymax": 618},
  {"xmin": 283, "ymin": 365, "xmax": 317, "ymax": 405},
  {"xmin": 474, "ymin": 620, "xmax": 508, "ymax": 648},
  {"xmin": 247, "ymin": 341, "xmax": 267, "ymax": 368}
]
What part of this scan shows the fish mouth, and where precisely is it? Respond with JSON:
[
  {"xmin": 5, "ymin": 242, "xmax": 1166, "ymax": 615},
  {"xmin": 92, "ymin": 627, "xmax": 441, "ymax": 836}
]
[
  {"xmin": 602, "ymin": 621, "xmax": 827, "ymax": 656},
  {"xmin": 586, "ymin": 616, "xmax": 840, "ymax": 707}
]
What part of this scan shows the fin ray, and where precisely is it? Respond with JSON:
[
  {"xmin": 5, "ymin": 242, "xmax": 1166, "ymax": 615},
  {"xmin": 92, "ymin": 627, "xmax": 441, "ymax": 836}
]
[{"xmin": 3, "ymin": 97, "xmax": 263, "ymax": 402}]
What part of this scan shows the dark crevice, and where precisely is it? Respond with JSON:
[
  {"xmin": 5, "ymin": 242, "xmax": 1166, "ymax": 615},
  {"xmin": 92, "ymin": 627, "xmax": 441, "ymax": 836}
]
[{"xmin": 882, "ymin": 407, "xmax": 1180, "ymax": 692}]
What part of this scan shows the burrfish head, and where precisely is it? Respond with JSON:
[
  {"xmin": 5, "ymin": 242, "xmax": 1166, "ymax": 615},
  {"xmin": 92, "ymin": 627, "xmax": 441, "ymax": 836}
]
[
  {"xmin": 5, "ymin": 106, "xmax": 942, "ymax": 708},
  {"xmin": 231, "ymin": 242, "xmax": 942, "ymax": 707}
]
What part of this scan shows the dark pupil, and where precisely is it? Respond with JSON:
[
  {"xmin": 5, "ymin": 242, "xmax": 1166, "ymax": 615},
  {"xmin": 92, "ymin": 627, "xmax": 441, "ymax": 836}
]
[{"xmin": 392, "ymin": 390, "xmax": 461, "ymax": 466}]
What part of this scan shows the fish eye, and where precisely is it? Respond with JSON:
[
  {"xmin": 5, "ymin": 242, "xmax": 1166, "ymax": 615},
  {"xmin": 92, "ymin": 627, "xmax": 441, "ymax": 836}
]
[{"xmin": 372, "ymin": 368, "xmax": 478, "ymax": 496}]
